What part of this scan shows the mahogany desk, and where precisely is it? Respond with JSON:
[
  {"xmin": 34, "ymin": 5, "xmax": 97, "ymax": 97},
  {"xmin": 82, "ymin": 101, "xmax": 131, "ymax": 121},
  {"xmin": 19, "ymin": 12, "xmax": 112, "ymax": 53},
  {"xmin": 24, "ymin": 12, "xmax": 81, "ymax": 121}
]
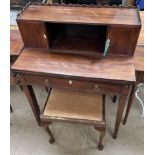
[
  {"xmin": 11, "ymin": 12, "xmax": 144, "ymax": 139},
  {"xmin": 12, "ymin": 49, "xmax": 135, "ymax": 139}
]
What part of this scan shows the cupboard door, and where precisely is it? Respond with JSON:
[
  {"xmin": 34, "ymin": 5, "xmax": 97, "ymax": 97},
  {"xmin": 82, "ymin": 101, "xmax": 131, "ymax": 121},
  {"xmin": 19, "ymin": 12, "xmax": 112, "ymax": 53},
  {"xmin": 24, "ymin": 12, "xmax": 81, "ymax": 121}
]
[
  {"xmin": 17, "ymin": 21, "xmax": 48, "ymax": 48},
  {"xmin": 107, "ymin": 26, "xmax": 140, "ymax": 56}
]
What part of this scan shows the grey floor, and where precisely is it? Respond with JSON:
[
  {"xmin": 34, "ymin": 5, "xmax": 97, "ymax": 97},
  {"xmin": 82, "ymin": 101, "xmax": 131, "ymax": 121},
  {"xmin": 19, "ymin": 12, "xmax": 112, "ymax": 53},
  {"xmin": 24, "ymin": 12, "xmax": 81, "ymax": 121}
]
[
  {"xmin": 10, "ymin": 9, "xmax": 144, "ymax": 155},
  {"xmin": 11, "ymin": 86, "xmax": 144, "ymax": 155}
]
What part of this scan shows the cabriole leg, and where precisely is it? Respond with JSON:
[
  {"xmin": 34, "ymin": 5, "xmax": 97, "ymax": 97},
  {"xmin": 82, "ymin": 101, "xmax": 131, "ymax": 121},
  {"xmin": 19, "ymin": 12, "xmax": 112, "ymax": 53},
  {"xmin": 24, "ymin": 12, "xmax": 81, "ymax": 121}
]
[{"xmin": 44, "ymin": 126, "xmax": 55, "ymax": 144}]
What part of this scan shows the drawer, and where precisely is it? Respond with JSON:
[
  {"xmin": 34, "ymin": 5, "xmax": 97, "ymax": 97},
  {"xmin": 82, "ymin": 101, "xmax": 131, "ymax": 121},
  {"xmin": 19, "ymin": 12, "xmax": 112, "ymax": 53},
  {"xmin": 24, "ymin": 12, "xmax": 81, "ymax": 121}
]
[{"xmin": 21, "ymin": 74, "xmax": 127, "ymax": 95}]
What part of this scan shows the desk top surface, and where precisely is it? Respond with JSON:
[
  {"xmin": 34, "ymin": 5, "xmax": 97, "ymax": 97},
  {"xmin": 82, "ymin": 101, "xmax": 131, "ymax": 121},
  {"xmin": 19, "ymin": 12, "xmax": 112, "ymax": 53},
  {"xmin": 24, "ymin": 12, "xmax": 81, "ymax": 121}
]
[
  {"xmin": 18, "ymin": 5, "xmax": 141, "ymax": 26},
  {"xmin": 12, "ymin": 48, "xmax": 135, "ymax": 84},
  {"xmin": 10, "ymin": 26, "xmax": 23, "ymax": 56}
]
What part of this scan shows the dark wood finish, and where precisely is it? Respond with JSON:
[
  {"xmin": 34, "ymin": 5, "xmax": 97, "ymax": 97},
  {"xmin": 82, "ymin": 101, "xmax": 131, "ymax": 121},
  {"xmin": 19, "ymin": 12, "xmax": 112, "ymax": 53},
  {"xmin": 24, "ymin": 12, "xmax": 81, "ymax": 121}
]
[
  {"xmin": 10, "ymin": 28, "xmax": 24, "ymax": 92},
  {"xmin": 11, "ymin": 7, "xmax": 141, "ymax": 139},
  {"xmin": 10, "ymin": 29, "xmax": 24, "ymax": 64},
  {"xmin": 113, "ymin": 95, "xmax": 127, "ymax": 139},
  {"xmin": 10, "ymin": 29, "xmax": 23, "ymax": 56},
  {"xmin": 12, "ymin": 49, "xmax": 136, "ymax": 84},
  {"xmin": 95, "ymin": 94, "xmax": 106, "ymax": 150},
  {"xmin": 136, "ymin": 71, "xmax": 144, "ymax": 84},
  {"xmin": 17, "ymin": 21, "xmax": 49, "ymax": 48},
  {"xmin": 43, "ymin": 126, "xmax": 55, "ymax": 144},
  {"xmin": 17, "ymin": 4, "xmax": 141, "ymax": 57},
  {"xmin": 12, "ymin": 47, "xmax": 133, "ymax": 138},
  {"xmin": 108, "ymin": 26, "xmax": 140, "ymax": 56},
  {"xmin": 19, "ymin": 74, "xmax": 129, "ymax": 96},
  {"xmin": 17, "ymin": 5, "xmax": 140, "ymax": 26}
]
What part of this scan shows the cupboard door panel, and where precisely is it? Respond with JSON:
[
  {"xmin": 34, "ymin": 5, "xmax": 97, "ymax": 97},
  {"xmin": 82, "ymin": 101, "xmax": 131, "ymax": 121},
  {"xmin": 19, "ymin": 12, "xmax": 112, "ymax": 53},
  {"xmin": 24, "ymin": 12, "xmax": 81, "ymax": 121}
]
[
  {"xmin": 17, "ymin": 21, "xmax": 48, "ymax": 48},
  {"xmin": 107, "ymin": 26, "xmax": 140, "ymax": 56}
]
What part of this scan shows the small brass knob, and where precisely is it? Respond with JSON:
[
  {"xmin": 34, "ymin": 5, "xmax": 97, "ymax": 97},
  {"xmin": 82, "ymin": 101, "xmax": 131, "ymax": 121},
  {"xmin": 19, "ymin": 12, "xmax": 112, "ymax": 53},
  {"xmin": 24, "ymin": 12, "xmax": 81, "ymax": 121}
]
[
  {"xmin": 43, "ymin": 34, "xmax": 46, "ymax": 39},
  {"xmin": 94, "ymin": 84, "xmax": 99, "ymax": 90},
  {"xmin": 69, "ymin": 80, "xmax": 72, "ymax": 85},
  {"xmin": 44, "ymin": 79, "xmax": 49, "ymax": 85}
]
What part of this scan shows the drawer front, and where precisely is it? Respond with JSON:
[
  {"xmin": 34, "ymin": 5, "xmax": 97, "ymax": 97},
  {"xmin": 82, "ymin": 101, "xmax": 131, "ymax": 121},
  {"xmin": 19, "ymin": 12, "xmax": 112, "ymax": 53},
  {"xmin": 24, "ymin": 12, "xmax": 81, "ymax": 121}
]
[{"xmin": 21, "ymin": 74, "xmax": 125, "ymax": 95}]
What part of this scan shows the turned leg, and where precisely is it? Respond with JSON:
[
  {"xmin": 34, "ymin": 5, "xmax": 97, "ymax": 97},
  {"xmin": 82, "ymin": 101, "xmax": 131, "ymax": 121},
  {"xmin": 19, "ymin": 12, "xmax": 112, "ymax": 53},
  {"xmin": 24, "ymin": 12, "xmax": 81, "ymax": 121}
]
[
  {"xmin": 112, "ymin": 95, "xmax": 117, "ymax": 103},
  {"xmin": 113, "ymin": 95, "xmax": 127, "ymax": 139},
  {"xmin": 94, "ymin": 94, "xmax": 106, "ymax": 150},
  {"xmin": 123, "ymin": 85, "xmax": 136, "ymax": 125},
  {"xmin": 43, "ymin": 126, "xmax": 55, "ymax": 144},
  {"xmin": 94, "ymin": 126, "xmax": 106, "ymax": 150},
  {"xmin": 10, "ymin": 105, "xmax": 13, "ymax": 113}
]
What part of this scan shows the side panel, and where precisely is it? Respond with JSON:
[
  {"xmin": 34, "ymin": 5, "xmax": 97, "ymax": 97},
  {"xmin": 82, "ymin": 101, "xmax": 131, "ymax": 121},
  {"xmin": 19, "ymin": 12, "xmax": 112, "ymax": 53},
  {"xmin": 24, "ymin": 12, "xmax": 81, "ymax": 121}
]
[
  {"xmin": 17, "ymin": 20, "xmax": 49, "ymax": 48},
  {"xmin": 107, "ymin": 26, "xmax": 141, "ymax": 56}
]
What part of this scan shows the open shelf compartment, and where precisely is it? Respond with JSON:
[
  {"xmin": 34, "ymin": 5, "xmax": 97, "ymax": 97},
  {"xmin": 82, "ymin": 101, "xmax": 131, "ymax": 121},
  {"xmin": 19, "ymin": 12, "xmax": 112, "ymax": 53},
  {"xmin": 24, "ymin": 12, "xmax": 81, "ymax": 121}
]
[{"xmin": 45, "ymin": 23, "xmax": 107, "ymax": 57}]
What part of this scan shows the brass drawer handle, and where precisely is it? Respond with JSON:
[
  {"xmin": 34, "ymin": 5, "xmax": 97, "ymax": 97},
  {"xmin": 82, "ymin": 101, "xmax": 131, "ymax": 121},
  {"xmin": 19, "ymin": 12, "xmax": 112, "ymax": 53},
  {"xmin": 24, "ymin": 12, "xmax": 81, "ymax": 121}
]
[
  {"xmin": 69, "ymin": 80, "xmax": 72, "ymax": 85},
  {"xmin": 94, "ymin": 84, "xmax": 99, "ymax": 91}
]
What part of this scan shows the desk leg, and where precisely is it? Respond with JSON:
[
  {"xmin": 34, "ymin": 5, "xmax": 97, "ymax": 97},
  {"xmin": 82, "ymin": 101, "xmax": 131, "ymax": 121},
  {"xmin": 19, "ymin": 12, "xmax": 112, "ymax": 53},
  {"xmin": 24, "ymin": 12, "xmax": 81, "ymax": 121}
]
[
  {"xmin": 22, "ymin": 85, "xmax": 41, "ymax": 126},
  {"xmin": 123, "ymin": 85, "xmax": 136, "ymax": 125},
  {"xmin": 112, "ymin": 95, "xmax": 117, "ymax": 103},
  {"xmin": 113, "ymin": 95, "xmax": 127, "ymax": 139}
]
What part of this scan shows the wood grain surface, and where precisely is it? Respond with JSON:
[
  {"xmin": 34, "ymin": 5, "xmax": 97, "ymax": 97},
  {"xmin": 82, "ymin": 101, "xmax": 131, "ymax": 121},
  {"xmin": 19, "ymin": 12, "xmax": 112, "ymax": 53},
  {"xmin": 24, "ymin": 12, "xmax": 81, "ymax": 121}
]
[
  {"xmin": 10, "ymin": 29, "xmax": 23, "ymax": 56},
  {"xmin": 17, "ymin": 5, "xmax": 141, "ymax": 26},
  {"xmin": 12, "ymin": 48, "xmax": 135, "ymax": 84}
]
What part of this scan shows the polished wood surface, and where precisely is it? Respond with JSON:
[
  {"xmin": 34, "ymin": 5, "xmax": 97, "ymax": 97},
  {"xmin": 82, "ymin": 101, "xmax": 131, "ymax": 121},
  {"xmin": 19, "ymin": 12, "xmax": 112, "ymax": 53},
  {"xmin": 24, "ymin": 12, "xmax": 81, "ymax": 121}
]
[
  {"xmin": 108, "ymin": 26, "xmax": 140, "ymax": 56},
  {"xmin": 17, "ymin": 4, "xmax": 141, "ymax": 57},
  {"xmin": 19, "ymin": 74, "xmax": 128, "ymax": 95},
  {"xmin": 10, "ymin": 29, "xmax": 23, "ymax": 56},
  {"xmin": 18, "ymin": 5, "xmax": 141, "ymax": 26},
  {"xmin": 12, "ymin": 48, "xmax": 135, "ymax": 84},
  {"xmin": 17, "ymin": 21, "xmax": 49, "ymax": 48}
]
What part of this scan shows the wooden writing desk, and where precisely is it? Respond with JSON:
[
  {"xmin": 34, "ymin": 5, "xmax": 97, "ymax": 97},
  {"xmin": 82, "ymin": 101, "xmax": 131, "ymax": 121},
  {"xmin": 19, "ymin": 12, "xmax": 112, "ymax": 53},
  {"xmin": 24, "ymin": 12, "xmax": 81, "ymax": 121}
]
[
  {"xmin": 11, "ymin": 11, "xmax": 143, "ymax": 139},
  {"xmin": 12, "ymin": 48, "xmax": 135, "ymax": 138}
]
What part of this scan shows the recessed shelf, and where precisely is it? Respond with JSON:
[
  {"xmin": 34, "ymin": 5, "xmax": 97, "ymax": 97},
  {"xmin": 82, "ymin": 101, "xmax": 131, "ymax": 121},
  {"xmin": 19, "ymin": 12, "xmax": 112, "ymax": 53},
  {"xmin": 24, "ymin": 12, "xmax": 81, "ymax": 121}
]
[{"xmin": 46, "ymin": 23, "xmax": 107, "ymax": 57}]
